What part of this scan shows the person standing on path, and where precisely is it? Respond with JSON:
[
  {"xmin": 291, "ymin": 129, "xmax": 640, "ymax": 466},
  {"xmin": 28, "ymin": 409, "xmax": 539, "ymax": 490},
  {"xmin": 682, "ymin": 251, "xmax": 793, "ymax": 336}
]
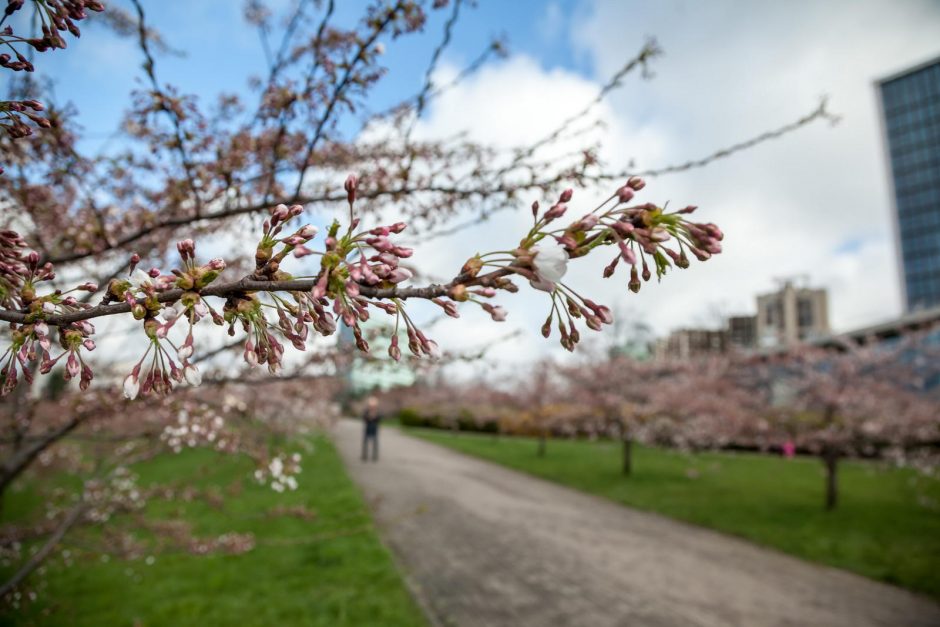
[{"xmin": 361, "ymin": 395, "xmax": 382, "ymax": 462}]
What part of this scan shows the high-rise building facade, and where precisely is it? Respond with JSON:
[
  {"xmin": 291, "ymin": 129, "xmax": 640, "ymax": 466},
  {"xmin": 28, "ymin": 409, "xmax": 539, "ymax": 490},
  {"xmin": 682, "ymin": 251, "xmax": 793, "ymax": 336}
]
[{"xmin": 877, "ymin": 55, "xmax": 940, "ymax": 311}]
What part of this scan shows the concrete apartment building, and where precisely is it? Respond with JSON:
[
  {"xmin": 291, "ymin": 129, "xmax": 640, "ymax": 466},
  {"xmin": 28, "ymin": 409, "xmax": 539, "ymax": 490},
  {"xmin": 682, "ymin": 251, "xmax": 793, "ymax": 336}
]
[
  {"xmin": 755, "ymin": 281, "xmax": 830, "ymax": 348},
  {"xmin": 655, "ymin": 280, "xmax": 830, "ymax": 359}
]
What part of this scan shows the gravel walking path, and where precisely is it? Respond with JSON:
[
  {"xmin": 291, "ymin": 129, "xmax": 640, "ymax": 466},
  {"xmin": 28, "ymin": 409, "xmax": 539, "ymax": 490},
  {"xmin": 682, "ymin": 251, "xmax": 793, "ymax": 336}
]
[{"xmin": 333, "ymin": 420, "xmax": 940, "ymax": 627}]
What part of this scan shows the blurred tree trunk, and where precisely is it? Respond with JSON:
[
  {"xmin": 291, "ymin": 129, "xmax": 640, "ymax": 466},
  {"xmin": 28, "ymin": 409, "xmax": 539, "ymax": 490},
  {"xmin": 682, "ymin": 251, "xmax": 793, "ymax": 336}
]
[
  {"xmin": 823, "ymin": 451, "xmax": 839, "ymax": 511},
  {"xmin": 537, "ymin": 430, "xmax": 547, "ymax": 457},
  {"xmin": 622, "ymin": 436, "xmax": 633, "ymax": 476}
]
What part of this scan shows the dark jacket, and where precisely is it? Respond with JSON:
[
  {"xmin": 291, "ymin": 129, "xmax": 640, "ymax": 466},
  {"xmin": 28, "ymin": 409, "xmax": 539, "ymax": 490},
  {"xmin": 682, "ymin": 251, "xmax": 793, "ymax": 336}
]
[{"xmin": 363, "ymin": 409, "xmax": 380, "ymax": 436}]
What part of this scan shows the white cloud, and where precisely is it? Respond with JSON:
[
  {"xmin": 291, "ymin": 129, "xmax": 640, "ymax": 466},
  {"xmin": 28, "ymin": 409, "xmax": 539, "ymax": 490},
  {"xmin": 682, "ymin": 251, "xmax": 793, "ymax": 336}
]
[{"xmin": 568, "ymin": 0, "xmax": 940, "ymax": 332}]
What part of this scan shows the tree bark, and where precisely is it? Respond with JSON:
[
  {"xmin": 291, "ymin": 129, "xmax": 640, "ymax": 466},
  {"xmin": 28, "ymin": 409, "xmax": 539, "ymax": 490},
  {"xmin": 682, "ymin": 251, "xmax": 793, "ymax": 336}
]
[
  {"xmin": 0, "ymin": 501, "xmax": 87, "ymax": 598},
  {"xmin": 823, "ymin": 453, "xmax": 839, "ymax": 511},
  {"xmin": 0, "ymin": 414, "xmax": 86, "ymax": 498},
  {"xmin": 537, "ymin": 431, "xmax": 547, "ymax": 457},
  {"xmin": 622, "ymin": 436, "xmax": 633, "ymax": 476}
]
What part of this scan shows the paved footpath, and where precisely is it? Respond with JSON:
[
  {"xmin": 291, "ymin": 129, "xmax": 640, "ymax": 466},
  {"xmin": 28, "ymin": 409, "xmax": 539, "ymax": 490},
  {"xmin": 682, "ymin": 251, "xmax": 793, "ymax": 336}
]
[{"xmin": 333, "ymin": 420, "xmax": 940, "ymax": 627}]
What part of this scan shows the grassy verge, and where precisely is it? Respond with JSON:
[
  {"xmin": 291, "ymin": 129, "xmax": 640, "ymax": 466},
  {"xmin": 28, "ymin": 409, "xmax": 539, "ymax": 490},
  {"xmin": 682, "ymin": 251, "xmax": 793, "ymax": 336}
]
[
  {"xmin": 1, "ymin": 435, "xmax": 426, "ymax": 627},
  {"xmin": 406, "ymin": 428, "xmax": 940, "ymax": 599}
]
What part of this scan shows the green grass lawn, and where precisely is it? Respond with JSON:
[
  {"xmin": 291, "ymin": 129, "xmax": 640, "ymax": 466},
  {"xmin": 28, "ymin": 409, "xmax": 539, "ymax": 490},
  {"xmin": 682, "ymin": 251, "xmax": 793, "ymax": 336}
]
[
  {"xmin": 1, "ymin": 435, "xmax": 426, "ymax": 627},
  {"xmin": 406, "ymin": 428, "xmax": 940, "ymax": 600}
]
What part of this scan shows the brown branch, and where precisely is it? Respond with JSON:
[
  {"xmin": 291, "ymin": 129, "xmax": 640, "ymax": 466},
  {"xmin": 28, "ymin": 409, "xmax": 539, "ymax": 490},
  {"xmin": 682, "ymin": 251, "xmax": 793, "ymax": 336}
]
[
  {"xmin": 261, "ymin": 0, "xmax": 334, "ymax": 203},
  {"xmin": 0, "ymin": 501, "xmax": 88, "ymax": 599},
  {"xmin": 131, "ymin": 0, "xmax": 204, "ymax": 217},
  {"xmin": 0, "ymin": 412, "xmax": 90, "ymax": 496},
  {"xmin": 292, "ymin": 1, "xmax": 407, "ymax": 198},
  {"xmin": 0, "ymin": 268, "xmax": 515, "ymax": 327},
  {"xmin": 42, "ymin": 184, "xmax": 498, "ymax": 265}
]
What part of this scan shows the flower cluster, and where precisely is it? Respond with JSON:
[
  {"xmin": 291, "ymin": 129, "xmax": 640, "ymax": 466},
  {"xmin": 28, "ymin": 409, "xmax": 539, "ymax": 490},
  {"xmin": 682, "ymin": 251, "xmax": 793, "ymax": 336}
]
[
  {"xmin": 222, "ymin": 176, "xmax": 440, "ymax": 373},
  {"xmin": 0, "ymin": 99, "xmax": 48, "ymax": 139},
  {"xmin": 118, "ymin": 242, "xmax": 225, "ymax": 399},
  {"xmin": 467, "ymin": 178, "xmax": 722, "ymax": 350},
  {"xmin": 1, "ymin": 1, "xmax": 104, "ymax": 60},
  {"xmin": 0, "ymin": 233, "xmax": 97, "ymax": 394},
  {"xmin": 82, "ymin": 466, "xmax": 143, "ymax": 524},
  {"xmin": 253, "ymin": 452, "xmax": 302, "ymax": 493},
  {"xmin": 0, "ymin": 1, "xmax": 104, "ymax": 144},
  {"xmin": 160, "ymin": 405, "xmax": 227, "ymax": 454}
]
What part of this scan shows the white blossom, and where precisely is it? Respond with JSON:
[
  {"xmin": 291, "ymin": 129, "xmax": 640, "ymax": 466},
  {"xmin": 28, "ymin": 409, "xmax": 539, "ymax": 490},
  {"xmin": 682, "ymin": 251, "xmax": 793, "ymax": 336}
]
[
  {"xmin": 531, "ymin": 243, "xmax": 569, "ymax": 286},
  {"xmin": 183, "ymin": 365, "xmax": 202, "ymax": 387},
  {"xmin": 123, "ymin": 375, "xmax": 139, "ymax": 400}
]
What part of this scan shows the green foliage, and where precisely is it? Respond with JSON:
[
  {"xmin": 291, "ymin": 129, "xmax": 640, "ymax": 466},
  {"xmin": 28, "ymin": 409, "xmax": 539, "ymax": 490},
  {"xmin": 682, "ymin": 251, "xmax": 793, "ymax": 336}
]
[
  {"xmin": 407, "ymin": 428, "xmax": 940, "ymax": 600},
  {"xmin": 0, "ymin": 436, "xmax": 426, "ymax": 627},
  {"xmin": 395, "ymin": 408, "xmax": 498, "ymax": 433},
  {"xmin": 396, "ymin": 408, "xmax": 426, "ymax": 428}
]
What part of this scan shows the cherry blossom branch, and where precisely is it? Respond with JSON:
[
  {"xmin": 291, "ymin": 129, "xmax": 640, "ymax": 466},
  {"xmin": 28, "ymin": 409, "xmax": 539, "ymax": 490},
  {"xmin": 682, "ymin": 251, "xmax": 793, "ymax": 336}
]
[
  {"xmin": 0, "ymin": 270, "xmax": 506, "ymax": 326},
  {"xmin": 2, "ymin": 175, "xmax": 724, "ymax": 399}
]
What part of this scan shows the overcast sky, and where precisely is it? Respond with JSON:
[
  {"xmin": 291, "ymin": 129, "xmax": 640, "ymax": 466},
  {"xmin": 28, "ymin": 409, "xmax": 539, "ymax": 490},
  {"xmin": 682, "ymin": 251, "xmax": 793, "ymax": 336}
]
[{"xmin": 24, "ymin": 0, "xmax": 940, "ymax": 373}]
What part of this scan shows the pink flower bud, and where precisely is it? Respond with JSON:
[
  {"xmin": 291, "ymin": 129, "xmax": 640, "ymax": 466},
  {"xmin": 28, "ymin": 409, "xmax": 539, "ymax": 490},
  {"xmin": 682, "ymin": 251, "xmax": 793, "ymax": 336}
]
[
  {"xmin": 617, "ymin": 186, "xmax": 634, "ymax": 203},
  {"xmin": 559, "ymin": 188, "xmax": 573, "ymax": 203},
  {"xmin": 388, "ymin": 268, "xmax": 413, "ymax": 284},
  {"xmin": 577, "ymin": 214, "xmax": 599, "ymax": 230},
  {"xmin": 626, "ymin": 176, "xmax": 645, "ymax": 191},
  {"xmin": 176, "ymin": 239, "xmax": 195, "ymax": 259},
  {"xmin": 270, "ymin": 204, "xmax": 289, "ymax": 222},
  {"xmin": 482, "ymin": 303, "xmax": 507, "ymax": 322},
  {"xmin": 617, "ymin": 240, "xmax": 636, "ymax": 265},
  {"xmin": 629, "ymin": 266, "xmax": 641, "ymax": 293},
  {"xmin": 344, "ymin": 174, "xmax": 358, "ymax": 205},
  {"xmin": 603, "ymin": 255, "xmax": 620, "ymax": 278},
  {"xmin": 66, "ymin": 353, "xmax": 80, "ymax": 378},
  {"xmin": 544, "ymin": 203, "xmax": 567, "ymax": 221}
]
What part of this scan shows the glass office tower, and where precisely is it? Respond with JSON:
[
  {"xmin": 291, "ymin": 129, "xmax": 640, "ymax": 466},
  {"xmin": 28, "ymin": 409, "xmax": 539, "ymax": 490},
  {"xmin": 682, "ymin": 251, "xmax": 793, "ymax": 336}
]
[{"xmin": 877, "ymin": 55, "xmax": 940, "ymax": 311}]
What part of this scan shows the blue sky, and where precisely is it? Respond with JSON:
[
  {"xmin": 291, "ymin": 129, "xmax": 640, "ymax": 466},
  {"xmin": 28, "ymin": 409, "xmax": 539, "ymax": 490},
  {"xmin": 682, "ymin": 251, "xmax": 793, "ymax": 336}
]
[
  {"xmin": 25, "ymin": 1, "xmax": 593, "ymax": 149},
  {"xmin": 9, "ymin": 0, "xmax": 940, "ymax": 370}
]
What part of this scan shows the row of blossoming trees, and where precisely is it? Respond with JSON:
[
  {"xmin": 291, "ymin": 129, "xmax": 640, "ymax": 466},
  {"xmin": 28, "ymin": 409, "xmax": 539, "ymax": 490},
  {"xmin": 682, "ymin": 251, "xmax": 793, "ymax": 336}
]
[
  {"xmin": 0, "ymin": 0, "xmax": 837, "ymax": 610},
  {"xmin": 389, "ymin": 329, "xmax": 940, "ymax": 510}
]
